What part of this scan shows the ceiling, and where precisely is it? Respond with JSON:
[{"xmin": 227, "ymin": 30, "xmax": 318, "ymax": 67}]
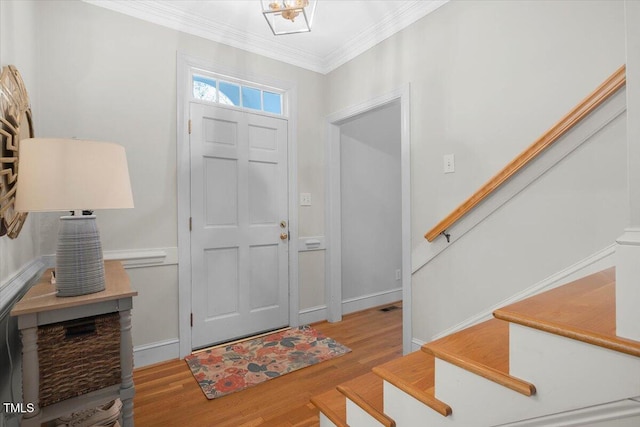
[{"xmin": 83, "ymin": 0, "xmax": 448, "ymax": 74}]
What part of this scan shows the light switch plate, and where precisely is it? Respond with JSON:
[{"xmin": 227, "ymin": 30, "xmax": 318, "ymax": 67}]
[
  {"xmin": 300, "ymin": 193, "xmax": 312, "ymax": 206},
  {"xmin": 444, "ymin": 154, "xmax": 455, "ymax": 173}
]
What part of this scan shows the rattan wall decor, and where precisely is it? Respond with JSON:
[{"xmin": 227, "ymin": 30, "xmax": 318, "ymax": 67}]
[{"xmin": 0, "ymin": 65, "xmax": 34, "ymax": 238}]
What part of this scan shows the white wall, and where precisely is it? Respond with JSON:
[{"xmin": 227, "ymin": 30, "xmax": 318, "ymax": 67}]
[
  {"xmin": 0, "ymin": 2, "xmax": 41, "ymax": 422},
  {"xmin": 339, "ymin": 102, "xmax": 402, "ymax": 301},
  {"xmin": 25, "ymin": 0, "xmax": 327, "ymax": 352},
  {"xmin": 414, "ymin": 112, "xmax": 628, "ymax": 339},
  {"xmin": 325, "ymin": 0, "xmax": 627, "ymax": 341},
  {"xmin": 0, "ymin": 0, "xmax": 40, "ymax": 288},
  {"xmin": 0, "ymin": 0, "xmax": 630, "ymax": 368}
]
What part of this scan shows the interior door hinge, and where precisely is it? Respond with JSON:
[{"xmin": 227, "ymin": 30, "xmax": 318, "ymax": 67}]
[
  {"xmin": 190, "ymin": 313, "xmax": 193, "ymax": 327},
  {"xmin": 189, "ymin": 217, "xmax": 192, "ymax": 231},
  {"xmin": 188, "ymin": 119, "xmax": 192, "ymax": 134}
]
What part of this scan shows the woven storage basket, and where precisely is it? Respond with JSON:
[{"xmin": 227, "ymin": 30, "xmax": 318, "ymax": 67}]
[{"xmin": 36, "ymin": 312, "xmax": 121, "ymax": 407}]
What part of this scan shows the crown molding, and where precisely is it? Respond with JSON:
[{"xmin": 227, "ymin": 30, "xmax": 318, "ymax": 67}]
[
  {"xmin": 322, "ymin": 0, "xmax": 449, "ymax": 73},
  {"xmin": 83, "ymin": 0, "xmax": 448, "ymax": 75},
  {"xmin": 83, "ymin": 0, "xmax": 326, "ymax": 73}
]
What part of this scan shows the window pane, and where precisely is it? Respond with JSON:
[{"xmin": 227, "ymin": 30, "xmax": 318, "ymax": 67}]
[
  {"xmin": 263, "ymin": 91, "xmax": 282, "ymax": 114},
  {"xmin": 193, "ymin": 76, "xmax": 217, "ymax": 102},
  {"xmin": 219, "ymin": 81, "xmax": 240, "ymax": 106},
  {"xmin": 242, "ymin": 86, "xmax": 261, "ymax": 111}
]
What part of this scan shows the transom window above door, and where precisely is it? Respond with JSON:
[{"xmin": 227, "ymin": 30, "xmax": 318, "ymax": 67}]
[{"xmin": 192, "ymin": 74, "xmax": 284, "ymax": 116}]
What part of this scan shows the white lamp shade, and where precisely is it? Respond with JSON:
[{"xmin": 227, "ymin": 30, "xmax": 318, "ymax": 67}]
[{"xmin": 15, "ymin": 138, "xmax": 134, "ymax": 212}]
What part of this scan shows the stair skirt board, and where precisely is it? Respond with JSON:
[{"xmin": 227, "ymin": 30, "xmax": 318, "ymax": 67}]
[
  {"xmin": 496, "ymin": 399, "xmax": 640, "ymax": 427},
  {"xmin": 428, "ymin": 243, "xmax": 616, "ymax": 343}
]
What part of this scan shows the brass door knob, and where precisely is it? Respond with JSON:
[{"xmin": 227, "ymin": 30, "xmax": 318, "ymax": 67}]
[{"xmin": 280, "ymin": 232, "xmax": 288, "ymax": 241}]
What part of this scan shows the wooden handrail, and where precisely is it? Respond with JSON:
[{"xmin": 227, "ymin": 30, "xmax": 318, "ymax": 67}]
[{"xmin": 425, "ymin": 65, "xmax": 626, "ymax": 242}]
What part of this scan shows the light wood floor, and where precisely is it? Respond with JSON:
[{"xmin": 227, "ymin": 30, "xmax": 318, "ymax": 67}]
[{"xmin": 133, "ymin": 303, "xmax": 403, "ymax": 426}]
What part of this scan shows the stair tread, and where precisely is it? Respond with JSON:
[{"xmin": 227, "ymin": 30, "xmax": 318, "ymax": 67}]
[
  {"xmin": 494, "ymin": 267, "xmax": 640, "ymax": 357},
  {"xmin": 423, "ymin": 318, "xmax": 536, "ymax": 396},
  {"xmin": 373, "ymin": 350, "xmax": 451, "ymax": 416}
]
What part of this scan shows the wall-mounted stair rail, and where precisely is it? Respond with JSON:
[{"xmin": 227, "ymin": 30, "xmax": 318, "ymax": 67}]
[{"xmin": 425, "ymin": 65, "xmax": 627, "ymax": 242}]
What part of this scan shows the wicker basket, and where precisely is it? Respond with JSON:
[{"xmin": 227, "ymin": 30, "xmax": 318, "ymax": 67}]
[{"xmin": 36, "ymin": 312, "xmax": 121, "ymax": 407}]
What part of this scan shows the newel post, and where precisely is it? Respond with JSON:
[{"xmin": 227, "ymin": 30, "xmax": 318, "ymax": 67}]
[{"xmin": 616, "ymin": 0, "xmax": 640, "ymax": 341}]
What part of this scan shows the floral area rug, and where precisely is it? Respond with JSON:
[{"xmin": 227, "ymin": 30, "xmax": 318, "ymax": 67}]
[{"xmin": 185, "ymin": 326, "xmax": 351, "ymax": 399}]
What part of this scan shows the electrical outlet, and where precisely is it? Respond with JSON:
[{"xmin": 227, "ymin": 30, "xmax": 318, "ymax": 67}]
[
  {"xmin": 395, "ymin": 269, "xmax": 401, "ymax": 280},
  {"xmin": 443, "ymin": 154, "xmax": 455, "ymax": 173}
]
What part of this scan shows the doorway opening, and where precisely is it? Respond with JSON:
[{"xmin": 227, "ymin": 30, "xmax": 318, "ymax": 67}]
[{"xmin": 325, "ymin": 85, "xmax": 412, "ymax": 354}]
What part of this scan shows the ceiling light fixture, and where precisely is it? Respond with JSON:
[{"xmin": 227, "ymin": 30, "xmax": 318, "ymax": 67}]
[{"xmin": 262, "ymin": 0, "xmax": 318, "ymax": 35}]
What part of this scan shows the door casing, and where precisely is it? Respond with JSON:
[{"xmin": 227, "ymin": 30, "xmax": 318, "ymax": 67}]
[{"xmin": 177, "ymin": 52, "xmax": 299, "ymax": 358}]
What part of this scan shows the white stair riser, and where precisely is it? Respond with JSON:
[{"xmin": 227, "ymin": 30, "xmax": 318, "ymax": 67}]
[
  {"xmin": 425, "ymin": 324, "xmax": 640, "ymax": 427},
  {"xmin": 345, "ymin": 399, "xmax": 386, "ymax": 427},
  {"xmin": 383, "ymin": 380, "xmax": 450, "ymax": 426},
  {"xmin": 435, "ymin": 358, "xmax": 533, "ymax": 426},
  {"xmin": 510, "ymin": 323, "xmax": 640, "ymax": 412},
  {"xmin": 319, "ymin": 412, "xmax": 338, "ymax": 427}
]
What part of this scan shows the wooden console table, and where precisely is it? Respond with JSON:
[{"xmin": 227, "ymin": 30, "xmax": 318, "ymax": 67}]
[{"xmin": 10, "ymin": 260, "xmax": 137, "ymax": 427}]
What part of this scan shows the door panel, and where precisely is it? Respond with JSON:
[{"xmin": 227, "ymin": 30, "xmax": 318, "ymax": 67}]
[{"xmin": 190, "ymin": 103, "xmax": 289, "ymax": 348}]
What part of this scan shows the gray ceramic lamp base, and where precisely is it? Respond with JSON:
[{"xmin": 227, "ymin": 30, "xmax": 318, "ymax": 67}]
[{"xmin": 55, "ymin": 215, "xmax": 106, "ymax": 297}]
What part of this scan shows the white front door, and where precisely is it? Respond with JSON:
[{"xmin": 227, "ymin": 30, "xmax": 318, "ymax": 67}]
[{"xmin": 190, "ymin": 103, "xmax": 289, "ymax": 349}]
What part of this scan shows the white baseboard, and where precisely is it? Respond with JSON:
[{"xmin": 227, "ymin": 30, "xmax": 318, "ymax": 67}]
[
  {"xmin": 299, "ymin": 288, "xmax": 403, "ymax": 325},
  {"xmin": 342, "ymin": 288, "xmax": 402, "ymax": 315},
  {"xmin": 133, "ymin": 338, "xmax": 180, "ymax": 368},
  {"xmin": 498, "ymin": 398, "xmax": 640, "ymax": 427},
  {"xmin": 430, "ymin": 244, "xmax": 616, "ymax": 341},
  {"xmin": 299, "ymin": 305, "xmax": 328, "ymax": 325}
]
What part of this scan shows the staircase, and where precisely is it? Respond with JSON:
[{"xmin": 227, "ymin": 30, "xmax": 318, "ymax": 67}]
[{"xmin": 310, "ymin": 267, "xmax": 640, "ymax": 426}]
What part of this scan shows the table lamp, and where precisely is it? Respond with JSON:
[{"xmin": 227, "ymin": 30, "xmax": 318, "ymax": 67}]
[{"xmin": 15, "ymin": 138, "xmax": 134, "ymax": 297}]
